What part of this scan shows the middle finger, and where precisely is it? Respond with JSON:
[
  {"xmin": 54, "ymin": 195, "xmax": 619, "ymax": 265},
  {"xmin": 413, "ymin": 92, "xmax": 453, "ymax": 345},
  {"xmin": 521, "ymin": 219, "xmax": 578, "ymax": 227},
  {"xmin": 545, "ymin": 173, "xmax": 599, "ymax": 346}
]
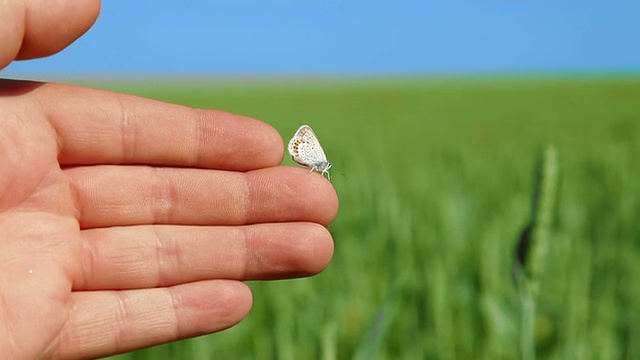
[{"xmin": 66, "ymin": 165, "xmax": 337, "ymax": 228}]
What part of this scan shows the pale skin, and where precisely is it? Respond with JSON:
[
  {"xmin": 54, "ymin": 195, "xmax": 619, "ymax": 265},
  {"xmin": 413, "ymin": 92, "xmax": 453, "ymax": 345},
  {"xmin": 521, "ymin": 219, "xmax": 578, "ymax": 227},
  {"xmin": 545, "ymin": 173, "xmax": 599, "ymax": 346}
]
[{"xmin": 0, "ymin": 1, "xmax": 338, "ymax": 359}]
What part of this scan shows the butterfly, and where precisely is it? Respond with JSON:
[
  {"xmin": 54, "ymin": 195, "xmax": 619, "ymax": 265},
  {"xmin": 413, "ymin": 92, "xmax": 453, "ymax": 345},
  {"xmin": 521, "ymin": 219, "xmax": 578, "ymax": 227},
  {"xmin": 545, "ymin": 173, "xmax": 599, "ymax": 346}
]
[{"xmin": 287, "ymin": 125, "xmax": 332, "ymax": 180}]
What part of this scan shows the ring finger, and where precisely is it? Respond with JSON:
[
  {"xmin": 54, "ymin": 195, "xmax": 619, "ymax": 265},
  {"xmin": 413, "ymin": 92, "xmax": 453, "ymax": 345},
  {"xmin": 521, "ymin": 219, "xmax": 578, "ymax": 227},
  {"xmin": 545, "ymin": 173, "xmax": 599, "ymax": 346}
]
[{"xmin": 74, "ymin": 222, "xmax": 334, "ymax": 291}]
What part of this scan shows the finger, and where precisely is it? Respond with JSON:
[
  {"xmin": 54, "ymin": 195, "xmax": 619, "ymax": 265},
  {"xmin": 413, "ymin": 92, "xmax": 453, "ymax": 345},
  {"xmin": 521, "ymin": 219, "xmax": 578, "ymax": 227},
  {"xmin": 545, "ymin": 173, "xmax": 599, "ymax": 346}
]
[
  {"xmin": 54, "ymin": 280, "xmax": 251, "ymax": 360},
  {"xmin": 0, "ymin": 0, "xmax": 23, "ymax": 68},
  {"xmin": 0, "ymin": 0, "xmax": 100, "ymax": 68},
  {"xmin": 75, "ymin": 222, "xmax": 334, "ymax": 290},
  {"xmin": 33, "ymin": 82, "xmax": 283, "ymax": 169},
  {"xmin": 66, "ymin": 166, "xmax": 338, "ymax": 228}
]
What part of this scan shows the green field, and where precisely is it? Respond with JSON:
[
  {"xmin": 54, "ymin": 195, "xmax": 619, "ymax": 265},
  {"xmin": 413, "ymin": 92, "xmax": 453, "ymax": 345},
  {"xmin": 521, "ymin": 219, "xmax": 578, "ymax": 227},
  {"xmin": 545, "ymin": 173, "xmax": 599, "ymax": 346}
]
[{"xmin": 102, "ymin": 76, "xmax": 640, "ymax": 359}]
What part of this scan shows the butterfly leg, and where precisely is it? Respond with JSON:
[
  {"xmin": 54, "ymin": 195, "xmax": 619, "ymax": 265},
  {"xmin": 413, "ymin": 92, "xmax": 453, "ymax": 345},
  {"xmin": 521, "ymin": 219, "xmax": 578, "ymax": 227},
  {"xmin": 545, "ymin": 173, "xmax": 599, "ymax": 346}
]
[{"xmin": 322, "ymin": 169, "xmax": 331, "ymax": 181}]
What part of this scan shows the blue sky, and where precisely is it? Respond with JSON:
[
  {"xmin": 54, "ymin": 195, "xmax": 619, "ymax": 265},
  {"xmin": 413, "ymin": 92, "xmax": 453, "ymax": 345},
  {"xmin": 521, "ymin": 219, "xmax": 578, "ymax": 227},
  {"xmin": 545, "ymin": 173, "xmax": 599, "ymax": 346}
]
[{"xmin": 3, "ymin": 0, "xmax": 639, "ymax": 78}]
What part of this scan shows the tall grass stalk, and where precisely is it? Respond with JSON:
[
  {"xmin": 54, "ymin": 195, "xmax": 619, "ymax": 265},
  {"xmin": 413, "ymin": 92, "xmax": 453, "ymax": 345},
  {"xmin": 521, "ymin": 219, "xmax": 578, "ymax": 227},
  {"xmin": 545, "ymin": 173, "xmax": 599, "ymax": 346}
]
[{"xmin": 516, "ymin": 145, "xmax": 559, "ymax": 360}]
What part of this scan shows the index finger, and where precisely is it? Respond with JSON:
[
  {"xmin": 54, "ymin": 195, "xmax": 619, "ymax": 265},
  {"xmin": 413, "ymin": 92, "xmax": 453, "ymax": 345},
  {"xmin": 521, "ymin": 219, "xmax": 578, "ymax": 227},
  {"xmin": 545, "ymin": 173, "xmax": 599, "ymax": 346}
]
[{"xmin": 37, "ymin": 82, "xmax": 284, "ymax": 170}]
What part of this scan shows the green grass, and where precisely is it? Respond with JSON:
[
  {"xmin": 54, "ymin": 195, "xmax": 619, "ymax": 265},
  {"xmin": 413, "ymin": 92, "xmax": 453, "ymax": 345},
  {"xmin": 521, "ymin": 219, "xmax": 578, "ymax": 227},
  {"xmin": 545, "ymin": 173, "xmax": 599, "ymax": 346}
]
[{"xmin": 100, "ymin": 76, "xmax": 640, "ymax": 359}]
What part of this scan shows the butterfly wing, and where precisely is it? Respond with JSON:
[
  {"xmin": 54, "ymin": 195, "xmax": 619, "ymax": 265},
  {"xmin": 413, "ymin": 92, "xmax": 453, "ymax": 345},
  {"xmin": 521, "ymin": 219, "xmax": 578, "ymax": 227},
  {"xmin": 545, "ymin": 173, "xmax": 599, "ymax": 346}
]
[
  {"xmin": 288, "ymin": 125, "xmax": 329, "ymax": 170},
  {"xmin": 296, "ymin": 125, "xmax": 328, "ymax": 161}
]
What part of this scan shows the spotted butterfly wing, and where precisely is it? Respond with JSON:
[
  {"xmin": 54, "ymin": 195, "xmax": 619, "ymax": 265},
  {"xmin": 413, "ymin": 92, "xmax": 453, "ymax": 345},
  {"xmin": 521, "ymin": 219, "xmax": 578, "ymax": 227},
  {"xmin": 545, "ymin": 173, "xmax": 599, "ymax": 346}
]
[{"xmin": 287, "ymin": 125, "xmax": 332, "ymax": 179}]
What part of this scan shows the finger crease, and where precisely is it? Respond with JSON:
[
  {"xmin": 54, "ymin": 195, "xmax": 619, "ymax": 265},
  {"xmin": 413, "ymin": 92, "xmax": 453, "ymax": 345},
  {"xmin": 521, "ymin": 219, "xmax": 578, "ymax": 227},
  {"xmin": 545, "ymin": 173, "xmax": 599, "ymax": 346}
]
[
  {"xmin": 78, "ymin": 233, "xmax": 96, "ymax": 289},
  {"xmin": 116, "ymin": 95, "xmax": 136, "ymax": 163},
  {"xmin": 152, "ymin": 227, "xmax": 182, "ymax": 287},
  {"xmin": 167, "ymin": 287, "xmax": 183, "ymax": 338},
  {"xmin": 240, "ymin": 226, "xmax": 253, "ymax": 279},
  {"xmin": 194, "ymin": 108, "xmax": 210, "ymax": 167},
  {"xmin": 150, "ymin": 167, "xmax": 174, "ymax": 224},
  {"xmin": 239, "ymin": 173, "xmax": 251, "ymax": 225},
  {"xmin": 113, "ymin": 291, "xmax": 133, "ymax": 350}
]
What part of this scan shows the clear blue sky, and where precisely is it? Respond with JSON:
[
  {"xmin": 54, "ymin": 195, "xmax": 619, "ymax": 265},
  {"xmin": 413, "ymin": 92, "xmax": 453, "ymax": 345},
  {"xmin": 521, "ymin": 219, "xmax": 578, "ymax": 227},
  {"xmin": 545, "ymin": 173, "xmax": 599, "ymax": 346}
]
[{"xmin": 3, "ymin": 0, "xmax": 639, "ymax": 78}]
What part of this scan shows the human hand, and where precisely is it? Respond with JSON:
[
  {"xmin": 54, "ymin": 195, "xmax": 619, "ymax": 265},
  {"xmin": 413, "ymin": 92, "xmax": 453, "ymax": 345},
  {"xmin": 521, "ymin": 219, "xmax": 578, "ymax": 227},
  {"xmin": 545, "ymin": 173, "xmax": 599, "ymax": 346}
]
[
  {"xmin": 0, "ymin": 2, "xmax": 338, "ymax": 359},
  {"xmin": 0, "ymin": 80, "xmax": 337, "ymax": 359}
]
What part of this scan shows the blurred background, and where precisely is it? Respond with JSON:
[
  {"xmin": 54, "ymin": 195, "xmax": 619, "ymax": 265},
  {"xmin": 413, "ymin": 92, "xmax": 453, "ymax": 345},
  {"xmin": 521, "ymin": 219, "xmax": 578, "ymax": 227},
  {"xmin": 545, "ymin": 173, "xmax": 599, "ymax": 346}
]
[{"xmin": 4, "ymin": 1, "xmax": 639, "ymax": 359}]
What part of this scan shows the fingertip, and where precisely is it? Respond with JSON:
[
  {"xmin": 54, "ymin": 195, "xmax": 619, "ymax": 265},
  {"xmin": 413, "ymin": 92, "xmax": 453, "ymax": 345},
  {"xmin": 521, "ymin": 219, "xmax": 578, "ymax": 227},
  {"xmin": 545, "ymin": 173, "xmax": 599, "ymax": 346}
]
[
  {"xmin": 255, "ymin": 119, "xmax": 285, "ymax": 166},
  {"xmin": 178, "ymin": 280, "xmax": 253, "ymax": 333},
  {"xmin": 320, "ymin": 176, "xmax": 339, "ymax": 226},
  {"xmin": 17, "ymin": 0, "xmax": 101, "ymax": 60},
  {"xmin": 215, "ymin": 281, "xmax": 254, "ymax": 325},
  {"xmin": 285, "ymin": 166, "xmax": 340, "ymax": 226},
  {"xmin": 299, "ymin": 223, "xmax": 335, "ymax": 274},
  {"xmin": 196, "ymin": 110, "xmax": 284, "ymax": 170},
  {"xmin": 248, "ymin": 166, "xmax": 339, "ymax": 226},
  {"xmin": 249, "ymin": 222, "xmax": 335, "ymax": 279}
]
